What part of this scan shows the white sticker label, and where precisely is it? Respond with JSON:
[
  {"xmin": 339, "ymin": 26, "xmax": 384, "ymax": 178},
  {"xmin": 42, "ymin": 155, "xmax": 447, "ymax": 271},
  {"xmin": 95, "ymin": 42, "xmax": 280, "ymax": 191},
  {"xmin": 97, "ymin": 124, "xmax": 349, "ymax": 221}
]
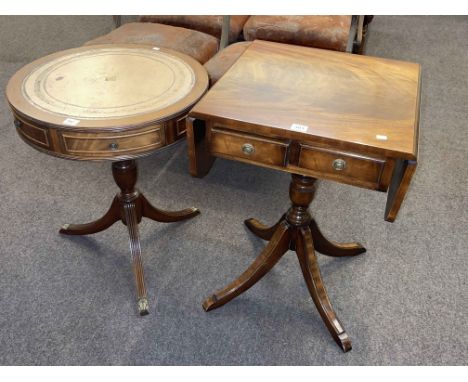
[
  {"xmin": 63, "ymin": 118, "xmax": 80, "ymax": 126},
  {"xmin": 376, "ymin": 134, "xmax": 388, "ymax": 141},
  {"xmin": 290, "ymin": 123, "xmax": 309, "ymax": 132},
  {"xmin": 152, "ymin": 47, "xmax": 160, "ymax": 51}
]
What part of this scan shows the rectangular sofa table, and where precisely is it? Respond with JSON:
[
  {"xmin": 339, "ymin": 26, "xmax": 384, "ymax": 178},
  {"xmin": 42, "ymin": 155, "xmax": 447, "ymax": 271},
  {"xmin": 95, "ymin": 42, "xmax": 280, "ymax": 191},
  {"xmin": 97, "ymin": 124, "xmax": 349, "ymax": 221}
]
[{"xmin": 187, "ymin": 40, "xmax": 421, "ymax": 351}]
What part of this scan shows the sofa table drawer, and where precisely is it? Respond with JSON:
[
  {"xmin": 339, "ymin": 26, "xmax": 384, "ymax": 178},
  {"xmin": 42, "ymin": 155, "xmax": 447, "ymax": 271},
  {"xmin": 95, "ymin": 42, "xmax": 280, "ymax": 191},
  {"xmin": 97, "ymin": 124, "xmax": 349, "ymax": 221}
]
[
  {"xmin": 210, "ymin": 127, "xmax": 288, "ymax": 168},
  {"xmin": 298, "ymin": 145, "xmax": 385, "ymax": 188},
  {"xmin": 59, "ymin": 125, "xmax": 163, "ymax": 158}
]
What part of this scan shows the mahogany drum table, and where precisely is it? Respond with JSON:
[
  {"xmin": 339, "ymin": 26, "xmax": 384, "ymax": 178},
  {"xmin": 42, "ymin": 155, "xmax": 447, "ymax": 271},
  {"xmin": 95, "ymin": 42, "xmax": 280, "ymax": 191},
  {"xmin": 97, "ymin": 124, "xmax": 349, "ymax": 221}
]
[
  {"xmin": 187, "ymin": 40, "xmax": 421, "ymax": 351},
  {"xmin": 6, "ymin": 44, "xmax": 208, "ymax": 315}
]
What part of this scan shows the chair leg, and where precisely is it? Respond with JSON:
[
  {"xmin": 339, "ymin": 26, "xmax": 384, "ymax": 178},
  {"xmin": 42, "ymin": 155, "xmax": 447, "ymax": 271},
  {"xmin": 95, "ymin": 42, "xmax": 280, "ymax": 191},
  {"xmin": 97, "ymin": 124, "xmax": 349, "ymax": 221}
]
[
  {"xmin": 295, "ymin": 226, "xmax": 352, "ymax": 352},
  {"xmin": 202, "ymin": 222, "xmax": 291, "ymax": 311},
  {"xmin": 59, "ymin": 196, "xmax": 120, "ymax": 235},
  {"xmin": 309, "ymin": 219, "xmax": 366, "ymax": 257}
]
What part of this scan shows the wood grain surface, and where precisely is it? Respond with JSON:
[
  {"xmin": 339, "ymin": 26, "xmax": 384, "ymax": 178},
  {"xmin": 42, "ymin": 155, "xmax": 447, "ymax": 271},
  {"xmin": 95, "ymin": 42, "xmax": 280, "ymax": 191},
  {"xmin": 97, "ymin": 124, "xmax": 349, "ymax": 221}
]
[
  {"xmin": 7, "ymin": 44, "xmax": 208, "ymax": 130},
  {"xmin": 191, "ymin": 40, "xmax": 421, "ymax": 160},
  {"xmin": 6, "ymin": 44, "xmax": 209, "ymax": 160}
]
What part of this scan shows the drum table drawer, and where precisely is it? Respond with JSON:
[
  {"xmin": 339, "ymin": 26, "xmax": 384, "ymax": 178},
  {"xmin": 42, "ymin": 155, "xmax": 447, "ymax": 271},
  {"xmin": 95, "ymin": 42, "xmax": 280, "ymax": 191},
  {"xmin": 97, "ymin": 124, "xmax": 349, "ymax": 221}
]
[
  {"xmin": 297, "ymin": 144, "xmax": 385, "ymax": 188},
  {"xmin": 60, "ymin": 125, "xmax": 164, "ymax": 157},
  {"xmin": 15, "ymin": 118, "xmax": 51, "ymax": 149},
  {"xmin": 210, "ymin": 127, "xmax": 288, "ymax": 168}
]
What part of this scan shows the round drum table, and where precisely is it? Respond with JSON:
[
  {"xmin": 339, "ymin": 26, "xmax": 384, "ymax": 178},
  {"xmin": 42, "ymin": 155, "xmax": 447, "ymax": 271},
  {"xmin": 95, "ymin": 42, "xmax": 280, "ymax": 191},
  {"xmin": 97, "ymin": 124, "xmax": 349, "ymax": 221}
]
[{"xmin": 6, "ymin": 44, "xmax": 208, "ymax": 315}]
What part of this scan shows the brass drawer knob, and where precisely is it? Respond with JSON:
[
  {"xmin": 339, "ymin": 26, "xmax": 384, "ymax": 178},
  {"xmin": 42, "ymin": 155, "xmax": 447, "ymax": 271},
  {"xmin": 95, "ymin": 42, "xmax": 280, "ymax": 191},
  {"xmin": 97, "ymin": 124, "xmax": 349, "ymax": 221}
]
[
  {"xmin": 109, "ymin": 142, "xmax": 119, "ymax": 150},
  {"xmin": 332, "ymin": 158, "xmax": 346, "ymax": 171},
  {"xmin": 242, "ymin": 143, "xmax": 255, "ymax": 155}
]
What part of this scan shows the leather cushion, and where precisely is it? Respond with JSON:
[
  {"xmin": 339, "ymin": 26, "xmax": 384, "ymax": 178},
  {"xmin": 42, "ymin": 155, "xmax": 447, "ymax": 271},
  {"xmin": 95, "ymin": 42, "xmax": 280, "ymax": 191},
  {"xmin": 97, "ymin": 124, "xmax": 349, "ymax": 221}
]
[
  {"xmin": 243, "ymin": 16, "xmax": 352, "ymax": 52},
  {"xmin": 139, "ymin": 15, "xmax": 250, "ymax": 42},
  {"xmin": 204, "ymin": 41, "xmax": 252, "ymax": 86},
  {"xmin": 84, "ymin": 22, "xmax": 219, "ymax": 64}
]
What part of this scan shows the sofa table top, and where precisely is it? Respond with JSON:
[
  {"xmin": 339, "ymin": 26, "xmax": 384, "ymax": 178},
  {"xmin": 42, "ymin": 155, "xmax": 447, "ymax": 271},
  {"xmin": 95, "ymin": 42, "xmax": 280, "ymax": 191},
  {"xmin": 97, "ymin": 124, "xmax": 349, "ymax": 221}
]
[{"xmin": 190, "ymin": 40, "xmax": 421, "ymax": 160}]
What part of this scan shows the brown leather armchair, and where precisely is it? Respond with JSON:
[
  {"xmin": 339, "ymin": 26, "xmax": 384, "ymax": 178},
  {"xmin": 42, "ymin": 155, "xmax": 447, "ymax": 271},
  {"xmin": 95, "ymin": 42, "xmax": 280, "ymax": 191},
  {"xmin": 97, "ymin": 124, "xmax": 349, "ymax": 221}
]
[
  {"xmin": 138, "ymin": 15, "xmax": 249, "ymax": 44},
  {"xmin": 85, "ymin": 16, "xmax": 245, "ymax": 65},
  {"xmin": 86, "ymin": 16, "xmax": 250, "ymax": 65}
]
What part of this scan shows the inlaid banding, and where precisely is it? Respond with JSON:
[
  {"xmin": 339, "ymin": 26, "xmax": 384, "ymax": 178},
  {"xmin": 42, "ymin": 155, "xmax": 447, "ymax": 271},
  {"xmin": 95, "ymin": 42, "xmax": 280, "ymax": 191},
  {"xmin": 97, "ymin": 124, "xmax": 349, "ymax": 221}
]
[{"xmin": 22, "ymin": 47, "xmax": 196, "ymax": 119}]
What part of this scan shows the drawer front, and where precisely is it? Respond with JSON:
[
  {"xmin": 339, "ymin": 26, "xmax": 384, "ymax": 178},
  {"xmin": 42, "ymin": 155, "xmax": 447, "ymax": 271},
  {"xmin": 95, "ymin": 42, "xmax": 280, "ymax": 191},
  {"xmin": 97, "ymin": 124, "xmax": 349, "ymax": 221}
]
[
  {"xmin": 298, "ymin": 145, "xmax": 385, "ymax": 188},
  {"xmin": 210, "ymin": 127, "xmax": 288, "ymax": 167},
  {"xmin": 16, "ymin": 119, "xmax": 50, "ymax": 149},
  {"xmin": 176, "ymin": 115, "xmax": 187, "ymax": 137},
  {"xmin": 60, "ymin": 125, "xmax": 163, "ymax": 158}
]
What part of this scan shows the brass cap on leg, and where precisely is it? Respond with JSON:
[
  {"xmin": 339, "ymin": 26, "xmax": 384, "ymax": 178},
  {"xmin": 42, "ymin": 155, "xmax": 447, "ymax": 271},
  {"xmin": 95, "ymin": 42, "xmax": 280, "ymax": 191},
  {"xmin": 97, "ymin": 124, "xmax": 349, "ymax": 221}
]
[{"xmin": 138, "ymin": 298, "xmax": 149, "ymax": 316}]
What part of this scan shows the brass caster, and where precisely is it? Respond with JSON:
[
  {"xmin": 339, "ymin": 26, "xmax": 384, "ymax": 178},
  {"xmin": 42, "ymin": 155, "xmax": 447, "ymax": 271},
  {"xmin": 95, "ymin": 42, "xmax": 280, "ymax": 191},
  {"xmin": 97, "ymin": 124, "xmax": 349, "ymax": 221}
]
[{"xmin": 138, "ymin": 298, "xmax": 149, "ymax": 316}]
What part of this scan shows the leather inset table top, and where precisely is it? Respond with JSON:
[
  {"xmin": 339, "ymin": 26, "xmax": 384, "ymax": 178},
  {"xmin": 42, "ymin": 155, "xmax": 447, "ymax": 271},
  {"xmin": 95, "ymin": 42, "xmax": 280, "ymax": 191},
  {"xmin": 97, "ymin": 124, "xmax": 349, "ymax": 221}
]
[
  {"xmin": 7, "ymin": 44, "xmax": 208, "ymax": 130},
  {"xmin": 21, "ymin": 47, "xmax": 196, "ymax": 119}
]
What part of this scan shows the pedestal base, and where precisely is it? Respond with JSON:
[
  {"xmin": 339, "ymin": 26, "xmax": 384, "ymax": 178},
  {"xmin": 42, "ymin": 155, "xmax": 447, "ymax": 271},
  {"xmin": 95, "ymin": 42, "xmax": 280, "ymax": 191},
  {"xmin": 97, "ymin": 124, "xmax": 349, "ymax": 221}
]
[
  {"xmin": 60, "ymin": 160, "xmax": 200, "ymax": 315},
  {"xmin": 202, "ymin": 174, "xmax": 365, "ymax": 352}
]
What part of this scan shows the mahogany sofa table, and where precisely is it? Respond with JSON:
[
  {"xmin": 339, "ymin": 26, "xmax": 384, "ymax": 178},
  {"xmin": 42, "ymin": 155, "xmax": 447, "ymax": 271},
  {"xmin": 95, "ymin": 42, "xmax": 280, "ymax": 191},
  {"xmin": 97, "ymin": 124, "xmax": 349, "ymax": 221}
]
[
  {"xmin": 187, "ymin": 40, "xmax": 421, "ymax": 351},
  {"xmin": 6, "ymin": 44, "xmax": 208, "ymax": 315}
]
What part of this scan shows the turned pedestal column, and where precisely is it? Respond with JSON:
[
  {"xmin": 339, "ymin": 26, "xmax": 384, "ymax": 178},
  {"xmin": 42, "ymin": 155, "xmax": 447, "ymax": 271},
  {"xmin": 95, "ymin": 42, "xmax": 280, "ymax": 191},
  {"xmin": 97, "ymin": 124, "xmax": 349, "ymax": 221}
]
[
  {"xmin": 60, "ymin": 160, "xmax": 200, "ymax": 315},
  {"xmin": 202, "ymin": 174, "xmax": 366, "ymax": 351}
]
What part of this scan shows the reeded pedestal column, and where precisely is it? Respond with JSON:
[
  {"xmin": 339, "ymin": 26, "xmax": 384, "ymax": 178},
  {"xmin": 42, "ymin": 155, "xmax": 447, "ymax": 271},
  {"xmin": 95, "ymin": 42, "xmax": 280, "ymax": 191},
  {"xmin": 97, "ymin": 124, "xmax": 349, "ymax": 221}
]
[{"xmin": 60, "ymin": 160, "xmax": 200, "ymax": 315}]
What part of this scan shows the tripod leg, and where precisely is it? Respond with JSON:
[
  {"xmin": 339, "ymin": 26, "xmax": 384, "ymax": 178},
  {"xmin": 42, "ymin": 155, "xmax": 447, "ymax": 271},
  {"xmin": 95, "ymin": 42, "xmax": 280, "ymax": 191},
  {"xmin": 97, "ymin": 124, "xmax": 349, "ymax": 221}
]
[
  {"xmin": 140, "ymin": 194, "xmax": 200, "ymax": 223},
  {"xmin": 59, "ymin": 196, "xmax": 120, "ymax": 235},
  {"xmin": 296, "ymin": 226, "xmax": 352, "ymax": 352},
  {"xmin": 244, "ymin": 214, "xmax": 286, "ymax": 241},
  {"xmin": 123, "ymin": 200, "xmax": 149, "ymax": 316},
  {"xmin": 309, "ymin": 219, "xmax": 366, "ymax": 257},
  {"xmin": 203, "ymin": 222, "xmax": 291, "ymax": 311}
]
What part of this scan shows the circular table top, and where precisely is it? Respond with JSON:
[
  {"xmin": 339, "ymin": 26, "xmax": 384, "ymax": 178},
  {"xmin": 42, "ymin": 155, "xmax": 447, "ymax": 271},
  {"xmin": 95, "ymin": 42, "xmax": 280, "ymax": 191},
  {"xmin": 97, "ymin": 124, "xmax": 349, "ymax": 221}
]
[{"xmin": 6, "ymin": 44, "xmax": 209, "ymax": 131}]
